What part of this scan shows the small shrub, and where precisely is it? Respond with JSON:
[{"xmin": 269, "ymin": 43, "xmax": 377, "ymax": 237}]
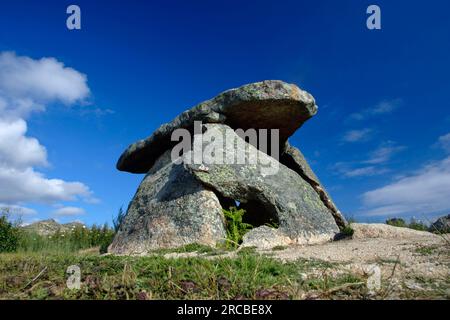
[
  {"xmin": 408, "ymin": 218, "xmax": 428, "ymax": 231},
  {"xmin": 386, "ymin": 217, "xmax": 428, "ymax": 231},
  {"xmin": 386, "ymin": 218, "xmax": 407, "ymax": 228},
  {"xmin": 341, "ymin": 225, "xmax": 354, "ymax": 237},
  {"xmin": 334, "ymin": 224, "xmax": 354, "ymax": 240},
  {"xmin": 99, "ymin": 241, "xmax": 110, "ymax": 254},
  {"xmin": 222, "ymin": 207, "xmax": 253, "ymax": 249}
]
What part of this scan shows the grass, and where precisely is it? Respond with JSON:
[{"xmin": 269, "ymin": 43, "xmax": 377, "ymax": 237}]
[
  {"xmin": 415, "ymin": 245, "xmax": 439, "ymax": 256},
  {"xmin": 0, "ymin": 250, "xmax": 369, "ymax": 300},
  {"xmin": 15, "ymin": 226, "xmax": 115, "ymax": 255},
  {"xmin": 149, "ymin": 243, "xmax": 223, "ymax": 255}
]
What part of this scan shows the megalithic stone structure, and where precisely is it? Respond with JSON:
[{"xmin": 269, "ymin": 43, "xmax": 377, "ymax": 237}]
[{"xmin": 109, "ymin": 81, "xmax": 346, "ymax": 254}]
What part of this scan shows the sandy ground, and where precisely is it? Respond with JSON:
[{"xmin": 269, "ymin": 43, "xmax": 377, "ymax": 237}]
[{"xmin": 263, "ymin": 224, "xmax": 450, "ymax": 298}]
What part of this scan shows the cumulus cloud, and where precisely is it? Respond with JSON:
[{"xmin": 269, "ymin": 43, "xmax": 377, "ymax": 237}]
[
  {"xmin": 52, "ymin": 206, "xmax": 86, "ymax": 217},
  {"xmin": 0, "ymin": 51, "xmax": 95, "ymax": 206},
  {"xmin": 0, "ymin": 167, "xmax": 92, "ymax": 204},
  {"xmin": 342, "ymin": 128, "xmax": 373, "ymax": 143},
  {"xmin": 348, "ymin": 99, "xmax": 402, "ymax": 121},
  {"xmin": 0, "ymin": 118, "xmax": 48, "ymax": 169},
  {"xmin": 0, "ymin": 51, "xmax": 89, "ymax": 118},
  {"xmin": 362, "ymin": 156, "xmax": 450, "ymax": 216}
]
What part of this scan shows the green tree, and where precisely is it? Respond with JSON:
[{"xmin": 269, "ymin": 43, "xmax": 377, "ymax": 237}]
[{"xmin": 0, "ymin": 208, "xmax": 20, "ymax": 253}]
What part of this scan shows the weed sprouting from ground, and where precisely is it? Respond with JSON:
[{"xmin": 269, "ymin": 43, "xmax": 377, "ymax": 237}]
[
  {"xmin": 341, "ymin": 225, "xmax": 354, "ymax": 237},
  {"xmin": 222, "ymin": 207, "xmax": 253, "ymax": 249}
]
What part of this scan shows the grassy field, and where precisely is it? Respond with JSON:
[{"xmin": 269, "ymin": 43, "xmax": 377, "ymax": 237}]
[
  {"xmin": 0, "ymin": 245, "xmax": 371, "ymax": 300},
  {"xmin": 1, "ymin": 211, "xmax": 448, "ymax": 300},
  {"xmin": 2, "ymin": 243, "xmax": 449, "ymax": 300}
]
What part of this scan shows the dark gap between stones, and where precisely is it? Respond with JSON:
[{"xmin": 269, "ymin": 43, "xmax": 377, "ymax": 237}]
[{"xmin": 215, "ymin": 192, "xmax": 280, "ymax": 229}]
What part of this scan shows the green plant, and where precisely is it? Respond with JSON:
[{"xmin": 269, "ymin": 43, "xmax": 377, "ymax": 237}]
[
  {"xmin": 340, "ymin": 225, "xmax": 354, "ymax": 238},
  {"xmin": 222, "ymin": 207, "xmax": 252, "ymax": 249},
  {"xmin": 408, "ymin": 218, "xmax": 428, "ymax": 231},
  {"xmin": 99, "ymin": 241, "xmax": 110, "ymax": 254},
  {"xmin": 386, "ymin": 218, "xmax": 407, "ymax": 228},
  {"xmin": 0, "ymin": 209, "xmax": 20, "ymax": 253},
  {"xmin": 415, "ymin": 245, "xmax": 438, "ymax": 256},
  {"xmin": 386, "ymin": 217, "xmax": 428, "ymax": 231}
]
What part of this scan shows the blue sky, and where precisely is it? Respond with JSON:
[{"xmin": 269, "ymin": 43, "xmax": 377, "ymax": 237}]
[{"xmin": 0, "ymin": 0, "xmax": 449, "ymax": 225}]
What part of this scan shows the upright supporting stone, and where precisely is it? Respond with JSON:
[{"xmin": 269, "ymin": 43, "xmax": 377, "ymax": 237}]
[
  {"xmin": 109, "ymin": 151, "xmax": 226, "ymax": 254},
  {"xmin": 117, "ymin": 80, "xmax": 317, "ymax": 173}
]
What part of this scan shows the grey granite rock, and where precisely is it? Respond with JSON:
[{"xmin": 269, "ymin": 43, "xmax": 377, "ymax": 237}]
[
  {"xmin": 241, "ymin": 226, "xmax": 292, "ymax": 249},
  {"xmin": 109, "ymin": 150, "xmax": 226, "ymax": 254},
  {"xmin": 429, "ymin": 214, "xmax": 450, "ymax": 233},
  {"xmin": 281, "ymin": 142, "xmax": 347, "ymax": 229},
  {"xmin": 184, "ymin": 124, "xmax": 340, "ymax": 245}
]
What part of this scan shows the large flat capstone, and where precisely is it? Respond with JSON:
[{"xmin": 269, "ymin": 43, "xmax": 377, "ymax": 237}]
[{"xmin": 117, "ymin": 80, "xmax": 317, "ymax": 173}]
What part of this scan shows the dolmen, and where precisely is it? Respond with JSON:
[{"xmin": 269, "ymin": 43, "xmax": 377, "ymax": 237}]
[{"xmin": 109, "ymin": 80, "xmax": 347, "ymax": 254}]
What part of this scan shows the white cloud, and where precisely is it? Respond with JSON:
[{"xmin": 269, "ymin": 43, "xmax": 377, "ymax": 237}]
[
  {"xmin": 0, "ymin": 51, "xmax": 95, "ymax": 206},
  {"xmin": 342, "ymin": 128, "xmax": 373, "ymax": 143},
  {"xmin": 0, "ymin": 118, "xmax": 48, "ymax": 169},
  {"xmin": 333, "ymin": 162, "xmax": 389, "ymax": 178},
  {"xmin": 363, "ymin": 142, "xmax": 406, "ymax": 165},
  {"xmin": 52, "ymin": 206, "xmax": 86, "ymax": 217},
  {"xmin": 436, "ymin": 133, "xmax": 450, "ymax": 153},
  {"xmin": 348, "ymin": 99, "xmax": 402, "ymax": 121},
  {"xmin": 0, "ymin": 166, "xmax": 92, "ymax": 204},
  {"xmin": 0, "ymin": 52, "xmax": 89, "ymax": 118},
  {"xmin": 362, "ymin": 156, "xmax": 450, "ymax": 216}
]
